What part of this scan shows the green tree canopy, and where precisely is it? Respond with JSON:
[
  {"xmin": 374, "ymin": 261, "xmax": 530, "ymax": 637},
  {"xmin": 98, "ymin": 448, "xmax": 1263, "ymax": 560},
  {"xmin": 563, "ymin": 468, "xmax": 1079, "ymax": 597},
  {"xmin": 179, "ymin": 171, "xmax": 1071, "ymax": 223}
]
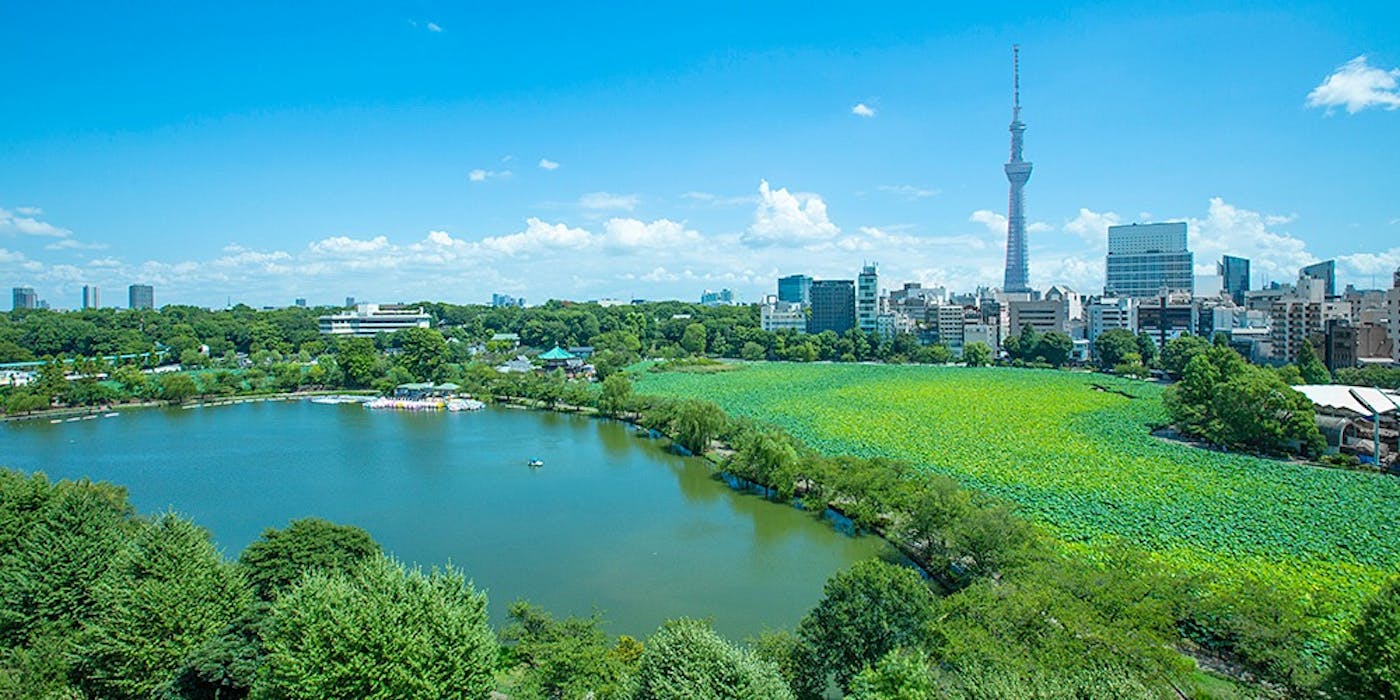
[
  {"xmin": 631, "ymin": 618, "xmax": 793, "ymax": 700},
  {"xmin": 797, "ymin": 560, "xmax": 937, "ymax": 692},
  {"xmin": 237, "ymin": 517, "xmax": 381, "ymax": 601},
  {"xmin": 253, "ymin": 555, "xmax": 495, "ymax": 699}
]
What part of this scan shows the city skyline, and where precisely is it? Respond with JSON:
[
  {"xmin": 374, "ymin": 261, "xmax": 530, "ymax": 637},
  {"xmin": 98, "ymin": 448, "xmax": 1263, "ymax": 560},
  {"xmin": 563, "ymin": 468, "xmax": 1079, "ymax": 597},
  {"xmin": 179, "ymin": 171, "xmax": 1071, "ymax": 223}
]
[{"xmin": 2, "ymin": 3, "xmax": 1399, "ymax": 308}]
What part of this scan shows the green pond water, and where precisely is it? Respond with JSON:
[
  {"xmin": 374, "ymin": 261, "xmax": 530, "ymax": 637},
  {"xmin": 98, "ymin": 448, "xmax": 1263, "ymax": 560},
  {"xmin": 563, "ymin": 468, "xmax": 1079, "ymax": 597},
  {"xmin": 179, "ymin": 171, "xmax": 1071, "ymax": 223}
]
[{"xmin": 1, "ymin": 400, "xmax": 897, "ymax": 638}]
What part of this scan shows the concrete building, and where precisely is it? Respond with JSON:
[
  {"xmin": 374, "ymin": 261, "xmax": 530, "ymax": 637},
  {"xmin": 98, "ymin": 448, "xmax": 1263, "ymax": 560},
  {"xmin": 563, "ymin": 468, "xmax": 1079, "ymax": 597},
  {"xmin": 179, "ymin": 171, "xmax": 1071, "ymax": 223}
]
[
  {"xmin": 1104, "ymin": 222, "xmax": 1194, "ymax": 298},
  {"xmin": 963, "ymin": 323, "xmax": 998, "ymax": 352},
  {"xmin": 777, "ymin": 274, "xmax": 813, "ymax": 305},
  {"xmin": 1087, "ymin": 297, "xmax": 1137, "ymax": 343},
  {"xmin": 1008, "ymin": 298, "xmax": 1069, "ymax": 335},
  {"xmin": 1300, "ymin": 260, "xmax": 1337, "ymax": 298},
  {"xmin": 12, "ymin": 287, "xmax": 38, "ymax": 311},
  {"xmin": 1388, "ymin": 268, "xmax": 1400, "ymax": 363},
  {"xmin": 1270, "ymin": 296, "xmax": 1351, "ymax": 364},
  {"xmin": 1219, "ymin": 255, "xmax": 1250, "ymax": 305},
  {"xmin": 760, "ymin": 296, "xmax": 807, "ymax": 333},
  {"xmin": 936, "ymin": 305, "xmax": 966, "ymax": 351},
  {"xmin": 808, "ymin": 280, "xmax": 855, "ymax": 335},
  {"xmin": 82, "ymin": 285, "xmax": 100, "ymax": 309},
  {"xmin": 857, "ymin": 264, "xmax": 879, "ymax": 334},
  {"xmin": 128, "ymin": 284, "xmax": 154, "ymax": 310},
  {"xmin": 699, "ymin": 289, "xmax": 735, "ymax": 306},
  {"xmin": 318, "ymin": 304, "xmax": 432, "ymax": 337},
  {"xmin": 1137, "ymin": 293, "xmax": 1198, "ymax": 347}
]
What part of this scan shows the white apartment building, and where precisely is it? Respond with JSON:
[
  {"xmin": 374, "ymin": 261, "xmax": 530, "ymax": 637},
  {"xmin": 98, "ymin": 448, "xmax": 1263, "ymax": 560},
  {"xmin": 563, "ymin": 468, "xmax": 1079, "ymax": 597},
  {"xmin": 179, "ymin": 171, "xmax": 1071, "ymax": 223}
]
[
  {"xmin": 760, "ymin": 297, "xmax": 807, "ymax": 333},
  {"xmin": 318, "ymin": 304, "xmax": 432, "ymax": 337}
]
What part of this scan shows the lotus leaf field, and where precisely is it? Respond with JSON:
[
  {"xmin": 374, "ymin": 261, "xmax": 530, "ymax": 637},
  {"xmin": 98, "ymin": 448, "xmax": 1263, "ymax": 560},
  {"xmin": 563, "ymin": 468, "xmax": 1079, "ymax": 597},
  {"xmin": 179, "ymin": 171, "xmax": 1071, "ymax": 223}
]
[{"xmin": 634, "ymin": 363, "xmax": 1400, "ymax": 634}]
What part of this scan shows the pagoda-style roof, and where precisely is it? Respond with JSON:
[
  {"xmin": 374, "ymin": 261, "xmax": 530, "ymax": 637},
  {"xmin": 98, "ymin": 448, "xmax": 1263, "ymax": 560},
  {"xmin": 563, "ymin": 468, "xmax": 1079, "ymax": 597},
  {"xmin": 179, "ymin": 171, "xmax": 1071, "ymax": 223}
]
[{"xmin": 539, "ymin": 346, "xmax": 576, "ymax": 361}]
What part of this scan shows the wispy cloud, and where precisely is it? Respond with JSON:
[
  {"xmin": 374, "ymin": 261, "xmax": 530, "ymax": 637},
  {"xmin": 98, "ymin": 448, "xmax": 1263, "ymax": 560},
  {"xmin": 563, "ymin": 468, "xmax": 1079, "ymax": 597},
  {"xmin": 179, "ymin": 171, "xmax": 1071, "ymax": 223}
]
[
  {"xmin": 468, "ymin": 168, "xmax": 512, "ymax": 182},
  {"xmin": 877, "ymin": 184, "xmax": 939, "ymax": 200},
  {"xmin": 44, "ymin": 238, "xmax": 108, "ymax": 251},
  {"xmin": 1306, "ymin": 55, "xmax": 1400, "ymax": 114},
  {"xmin": 578, "ymin": 192, "xmax": 640, "ymax": 211},
  {"xmin": 851, "ymin": 103, "xmax": 876, "ymax": 118},
  {"xmin": 426, "ymin": 22, "xmax": 442, "ymax": 32},
  {"xmin": 0, "ymin": 207, "xmax": 71, "ymax": 238},
  {"xmin": 538, "ymin": 158, "xmax": 560, "ymax": 171}
]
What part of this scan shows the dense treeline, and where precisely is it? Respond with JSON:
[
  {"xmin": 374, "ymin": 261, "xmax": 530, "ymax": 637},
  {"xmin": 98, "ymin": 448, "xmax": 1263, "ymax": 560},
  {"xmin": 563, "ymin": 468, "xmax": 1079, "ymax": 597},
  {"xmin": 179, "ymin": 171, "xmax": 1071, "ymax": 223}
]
[{"xmin": 1161, "ymin": 335, "xmax": 1326, "ymax": 457}]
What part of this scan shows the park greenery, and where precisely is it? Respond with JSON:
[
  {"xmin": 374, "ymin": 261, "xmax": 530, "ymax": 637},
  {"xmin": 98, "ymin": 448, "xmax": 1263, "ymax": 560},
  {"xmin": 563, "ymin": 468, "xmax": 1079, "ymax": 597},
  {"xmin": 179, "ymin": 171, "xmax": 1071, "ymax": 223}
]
[{"xmin": 2, "ymin": 302, "xmax": 1394, "ymax": 697}]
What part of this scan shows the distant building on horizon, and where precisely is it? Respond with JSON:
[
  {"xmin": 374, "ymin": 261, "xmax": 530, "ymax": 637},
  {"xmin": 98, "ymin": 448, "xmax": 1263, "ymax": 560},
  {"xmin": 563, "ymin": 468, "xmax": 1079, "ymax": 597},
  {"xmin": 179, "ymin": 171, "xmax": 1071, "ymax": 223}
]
[
  {"xmin": 857, "ymin": 264, "xmax": 879, "ymax": 334},
  {"xmin": 345, "ymin": 296, "xmax": 356, "ymax": 308},
  {"xmin": 808, "ymin": 280, "xmax": 855, "ymax": 335},
  {"xmin": 699, "ymin": 289, "xmax": 734, "ymax": 306},
  {"xmin": 12, "ymin": 287, "xmax": 38, "ymax": 311},
  {"xmin": 82, "ymin": 285, "xmax": 100, "ymax": 309},
  {"xmin": 491, "ymin": 293, "xmax": 525, "ymax": 308},
  {"xmin": 760, "ymin": 296, "xmax": 807, "ymax": 334},
  {"xmin": 777, "ymin": 274, "xmax": 812, "ymax": 305},
  {"xmin": 128, "ymin": 284, "xmax": 154, "ymax": 310},
  {"xmin": 1104, "ymin": 222, "xmax": 1193, "ymax": 299},
  {"xmin": 1219, "ymin": 255, "xmax": 1250, "ymax": 305},
  {"xmin": 294, "ymin": 297, "xmax": 307, "ymax": 308},
  {"xmin": 1300, "ymin": 260, "xmax": 1337, "ymax": 298},
  {"xmin": 318, "ymin": 304, "xmax": 432, "ymax": 337}
]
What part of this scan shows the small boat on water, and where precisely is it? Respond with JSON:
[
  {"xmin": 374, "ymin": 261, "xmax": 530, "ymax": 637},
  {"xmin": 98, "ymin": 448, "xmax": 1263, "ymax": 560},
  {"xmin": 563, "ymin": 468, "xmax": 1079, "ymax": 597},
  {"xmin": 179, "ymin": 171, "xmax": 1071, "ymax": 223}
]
[
  {"xmin": 65, "ymin": 416, "xmax": 81, "ymax": 422},
  {"xmin": 527, "ymin": 458, "xmax": 544, "ymax": 468},
  {"xmin": 103, "ymin": 412, "xmax": 119, "ymax": 418},
  {"xmin": 49, "ymin": 419, "xmax": 62, "ymax": 424}
]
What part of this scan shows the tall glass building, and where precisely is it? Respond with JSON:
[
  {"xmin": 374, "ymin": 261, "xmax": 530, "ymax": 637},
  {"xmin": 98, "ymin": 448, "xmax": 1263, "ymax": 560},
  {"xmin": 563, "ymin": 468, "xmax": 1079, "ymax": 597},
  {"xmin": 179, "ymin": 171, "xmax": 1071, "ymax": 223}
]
[
  {"xmin": 1104, "ymin": 222, "xmax": 1193, "ymax": 299},
  {"xmin": 777, "ymin": 274, "xmax": 812, "ymax": 304},
  {"xmin": 808, "ymin": 280, "xmax": 855, "ymax": 335},
  {"xmin": 1219, "ymin": 255, "xmax": 1250, "ymax": 305},
  {"xmin": 128, "ymin": 284, "xmax": 154, "ymax": 310},
  {"xmin": 1300, "ymin": 260, "xmax": 1336, "ymax": 298},
  {"xmin": 857, "ymin": 264, "xmax": 879, "ymax": 334}
]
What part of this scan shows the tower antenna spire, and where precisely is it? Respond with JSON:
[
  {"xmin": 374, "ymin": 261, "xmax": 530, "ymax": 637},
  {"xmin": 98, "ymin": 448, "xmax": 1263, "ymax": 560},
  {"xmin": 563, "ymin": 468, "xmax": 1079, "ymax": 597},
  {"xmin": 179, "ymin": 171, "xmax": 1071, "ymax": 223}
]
[{"xmin": 1012, "ymin": 44, "xmax": 1021, "ymax": 121}]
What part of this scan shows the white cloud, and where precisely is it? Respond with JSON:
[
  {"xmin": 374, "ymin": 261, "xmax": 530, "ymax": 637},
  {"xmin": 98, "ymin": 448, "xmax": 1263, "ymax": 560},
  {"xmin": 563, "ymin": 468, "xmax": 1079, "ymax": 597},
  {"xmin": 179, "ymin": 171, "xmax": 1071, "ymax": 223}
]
[
  {"xmin": 44, "ymin": 238, "xmax": 108, "ymax": 251},
  {"xmin": 851, "ymin": 103, "xmax": 876, "ymax": 117},
  {"xmin": 0, "ymin": 207, "xmax": 71, "ymax": 238},
  {"xmin": 538, "ymin": 158, "xmax": 560, "ymax": 171},
  {"xmin": 969, "ymin": 209, "xmax": 1007, "ymax": 236},
  {"xmin": 308, "ymin": 235, "xmax": 391, "ymax": 256},
  {"xmin": 877, "ymin": 184, "xmax": 940, "ymax": 200},
  {"xmin": 1187, "ymin": 197, "xmax": 1316, "ymax": 284},
  {"xmin": 1062, "ymin": 208, "xmax": 1122, "ymax": 245},
  {"xmin": 469, "ymin": 168, "xmax": 511, "ymax": 182},
  {"xmin": 15, "ymin": 206, "xmax": 42, "ymax": 216},
  {"xmin": 603, "ymin": 218, "xmax": 700, "ymax": 249},
  {"xmin": 579, "ymin": 192, "xmax": 640, "ymax": 211},
  {"xmin": 426, "ymin": 22, "xmax": 442, "ymax": 32},
  {"xmin": 1306, "ymin": 55, "xmax": 1400, "ymax": 114},
  {"xmin": 480, "ymin": 218, "xmax": 592, "ymax": 255},
  {"xmin": 743, "ymin": 180, "xmax": 839, "ymax": 246},
  {"xmin": 681, "ymin": 191, "xmax": 759, "ymax": 207}
]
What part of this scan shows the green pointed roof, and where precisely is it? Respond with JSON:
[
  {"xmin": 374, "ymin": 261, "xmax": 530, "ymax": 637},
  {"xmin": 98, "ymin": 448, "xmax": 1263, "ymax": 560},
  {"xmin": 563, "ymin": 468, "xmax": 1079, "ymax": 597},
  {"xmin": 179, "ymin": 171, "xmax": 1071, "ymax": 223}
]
[{"xmin": 539, "ymin": 346, "xmax": 576, "ymax": 360}]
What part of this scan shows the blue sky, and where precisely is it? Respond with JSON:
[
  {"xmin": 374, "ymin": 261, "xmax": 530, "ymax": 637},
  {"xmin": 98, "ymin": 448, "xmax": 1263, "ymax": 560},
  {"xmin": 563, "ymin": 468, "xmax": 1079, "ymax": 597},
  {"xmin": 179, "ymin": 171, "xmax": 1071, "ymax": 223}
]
[{"xmin": 3, "ymin": 1, "xmax": 1399, "ymax": 308}]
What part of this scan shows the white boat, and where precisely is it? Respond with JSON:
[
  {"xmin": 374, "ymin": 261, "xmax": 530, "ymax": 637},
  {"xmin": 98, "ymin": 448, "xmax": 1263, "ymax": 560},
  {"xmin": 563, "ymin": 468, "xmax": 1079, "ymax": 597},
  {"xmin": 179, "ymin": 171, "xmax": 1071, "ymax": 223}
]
[
  {"xmin": 49, "ymin": 419, "xmax": 61, "ymax": 424},
  {"xmin": 103, "ymin": 412, "xmax": 119, "ymax": 418}
]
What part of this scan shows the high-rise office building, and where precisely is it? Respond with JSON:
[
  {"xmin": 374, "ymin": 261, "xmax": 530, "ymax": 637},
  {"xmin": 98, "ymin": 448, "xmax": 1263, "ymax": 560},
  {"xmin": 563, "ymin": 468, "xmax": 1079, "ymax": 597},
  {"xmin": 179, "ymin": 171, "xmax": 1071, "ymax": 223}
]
[
  {"xmin": 82, "ymin": 285, "xmax": 100, "ymax": 309},
  {"xmin": 1218, "ymin": 256, "xmax": 1250, "ymax": 305},
  {"xmin": 857, "ymin": 264, "xmax": 879, "ymax": 334},
  {"xmin": 1104, "ymin": 222, "xmax": 1194, "ymax": 298},
  {"xmin": 808, "ymin": 280, "xmax": 855, "ymax": 335},
  {"xmin": 1300, "ymin": 260, "xmax": 1336, "ymax": 298},
  {"xmin": 777, "ymin": 274, "xmax": 812, "ymax": 304},
  {"xmin": 128, "ymin": 284, "xmax": 154, "ymax": 310},
  {"xmin": 1002, "ymin": 45, "xmax": 1033, "ymax": 294},
  {"xmin": 12, "ymin": 287, "xmax": 38, "ymax": 310}
]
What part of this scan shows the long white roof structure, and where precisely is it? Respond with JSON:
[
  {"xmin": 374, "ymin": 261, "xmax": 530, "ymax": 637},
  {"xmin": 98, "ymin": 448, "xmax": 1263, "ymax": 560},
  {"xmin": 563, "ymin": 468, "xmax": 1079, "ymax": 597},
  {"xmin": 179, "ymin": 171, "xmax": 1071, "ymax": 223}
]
[{"xmin": 1293, "ymin": 385, "xmax": 1400, "ymax": 416}]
